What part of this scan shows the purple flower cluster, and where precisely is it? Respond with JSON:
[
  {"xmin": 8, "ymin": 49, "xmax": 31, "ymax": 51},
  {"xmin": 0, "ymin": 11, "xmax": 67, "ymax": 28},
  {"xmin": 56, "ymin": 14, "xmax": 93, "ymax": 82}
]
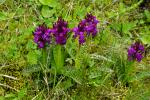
[
  {"xmin": 73, "ymin": 21, "xmax": 86, "ymax": 44},
  {"xmin": 33, "ymin": 13, "xmax": 99, "ymax": 48},
  {"xmin": 85, "ymin": 13, "xmax": 99, "ymax": 36},
  {"xmin": 33, "ymin": 24, "xmax": 52, "ymax": 48},
  {"xmin": 128, "ymin": 42, "xmax": 145, "ymax": 62},
  {"xmin": 52, "ymin": 17, "xmax": 70, "ymax": 45},
  {"xmin": 33, "ymin": 18, "xmax": 70, "ymax": 48},
  {"xmin": 73, "ymin": 13, "xmax": 99, "ymax": 44}
]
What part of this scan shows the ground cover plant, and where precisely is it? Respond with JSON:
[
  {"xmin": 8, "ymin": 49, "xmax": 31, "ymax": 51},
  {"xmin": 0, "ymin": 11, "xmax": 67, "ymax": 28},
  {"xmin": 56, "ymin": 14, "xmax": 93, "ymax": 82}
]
[{"xmin": 0, "ymin": 0, "xmax": 150, "ymax": 100}]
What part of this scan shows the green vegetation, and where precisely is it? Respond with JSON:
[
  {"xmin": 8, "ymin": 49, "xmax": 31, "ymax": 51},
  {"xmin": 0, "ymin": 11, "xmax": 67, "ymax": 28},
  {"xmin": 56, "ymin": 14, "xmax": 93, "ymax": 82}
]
[{"xmin": 0, "ymin": 0, "xmax": 150, "ymax": 99}]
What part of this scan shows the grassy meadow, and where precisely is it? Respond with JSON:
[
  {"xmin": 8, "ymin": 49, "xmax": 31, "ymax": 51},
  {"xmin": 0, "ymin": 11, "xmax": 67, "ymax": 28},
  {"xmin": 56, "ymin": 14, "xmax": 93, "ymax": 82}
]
[{"xmin": 0, "ymin": 0, "xmax": 150, "ymax": 99}]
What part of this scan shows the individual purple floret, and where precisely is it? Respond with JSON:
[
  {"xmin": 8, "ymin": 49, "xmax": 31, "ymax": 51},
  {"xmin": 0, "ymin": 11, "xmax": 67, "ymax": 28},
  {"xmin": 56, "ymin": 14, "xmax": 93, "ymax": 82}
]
[
  {"xmin": 33, "ymin": 24, "xmax": 52, "ymax": 48},
  {"xmin": 73, "ymin": 13, "xmax": 99, "ymax": 44},
  {"xmin": 128, "ymin": 42, "xmax": 145, "ymax": 62},
  {"xmin": 52, "ymin": 17, "xmax": 70, "ymax": 45}
]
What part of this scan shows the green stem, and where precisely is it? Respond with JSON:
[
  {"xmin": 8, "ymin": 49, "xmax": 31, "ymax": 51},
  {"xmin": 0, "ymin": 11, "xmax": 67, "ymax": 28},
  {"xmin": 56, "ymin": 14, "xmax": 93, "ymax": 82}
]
[
  {"xmin": 75, "ymin": 42, "xmax": 81, "ymax": 68},
  {"xmin": 125, "ymin": 61, "xmax": 135, "ymax": 83},
  {"xmin": 42, "ymin": 47, "xmax": 47, "ymax": 67},
  {"xmin": 53, "ymin": 67, "xmax": 57, "ymax": 88}
]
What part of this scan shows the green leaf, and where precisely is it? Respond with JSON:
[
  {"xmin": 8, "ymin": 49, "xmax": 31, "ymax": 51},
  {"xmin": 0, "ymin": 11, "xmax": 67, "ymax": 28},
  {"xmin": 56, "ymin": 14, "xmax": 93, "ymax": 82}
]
[
  {"xmin": 18, "ymin": 88, "xmax": 27, "ymax": 99},
  {"xmin": 129, "ymin": 71, "xmax": 150, "ymax": 82},
  {"xmin": 41, "ymin": 5, "xmax": 55, "ymax": 18},
  {"xmin": 111, "ymin": 22, "xmax": 136, "ymax": 34},
  {"xmin": 122, "ymin": 22, "xmax": 136, "ymax": 34},
  {"xmin": 0, "ymin": 0, "xmax": 6, "ymax": 5},
  {"xmin": 55, "ymin": 79, "xmax": 73, "ymax": 91},
  {"xmin": 144, "ymin": 10, "xmax": 150, "ymax": 22},
  {"xmin": 65, "ymin": 36, "xmax": 76, "ymax": 59},
  {"xmin": 110, "ymin": 22, "xmax": 121, "ymax": 32},
  {"xmin": 5, "ymin": 93, "xmax": 16, "ymax": 98},
  {"xmin": 26, "ymin": 40, "xmax": 36, "ymax": 50},
  {"xmin": 0, "ymin": 96, "xmax": 5, "ymax": 100},
  {"xmin": 16, "ymin": 8, "xmax": 25, "ymax": 15},
  {"xmin": 119, "ymin": 2, "xmax": 126, "ymax": 12},
  {"xmin": 12, "ymin": 98, "xmax": 18, "ymax": 100},
  {"xmin": 141, "ymin": 34, "xmax": 150, "ymax": 44},
  {"xmin": 27, "ymin": 50, "xmax": 39, "ymax": 65},
  {"xmin": 75, "ymin": 57, "xmax": 81, "ymax": 69},
  {"xmin": 74, "ymin": 5, "xmax": 87, "ymax": 19},
  {"xmin": 22, "ymin": 65, "xmax": 41, "ymax": 76},
  {"xmin": 53, "ymin": 45, "xmax": 64, "ymax": 73},
  {"xmin": 90, "ymin": 54, "xmax": 114, "ymax": 63},
  {"xmin": 39, "ymin": 0, "xmax": 51, "ymax": 5},
  {"xmin": 39, "ymin": 0, "xmax": 58, "ymax": 7},
  {"xmin": 63, "ymin": 68, "xmax": 82, "ymax": 84},
  {"xmin": 0, "ymin": 12, "xmax": 7, "ymax": 21},
  {"xmin": 7, "ymin": 12, "xmax": 15, "ymax": 19}
]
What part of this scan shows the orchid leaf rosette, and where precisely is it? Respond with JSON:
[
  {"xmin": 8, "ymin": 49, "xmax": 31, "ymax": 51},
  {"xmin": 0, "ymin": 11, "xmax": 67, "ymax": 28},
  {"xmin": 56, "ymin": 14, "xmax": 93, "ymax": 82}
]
[
  {"xmin": 125, "ymin": 41, "xmax": 145, "ymax": 84},
  {"xmin": 72, "ymin": 13, "xmax": 99, "ymax": 69},
  {"xmin": 33, "ymin": 24, "xmax": 52, "ymax": 65},
  {"xmin": 51, "ymin": 17, "xmax": 70, "ymax": 73}
]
